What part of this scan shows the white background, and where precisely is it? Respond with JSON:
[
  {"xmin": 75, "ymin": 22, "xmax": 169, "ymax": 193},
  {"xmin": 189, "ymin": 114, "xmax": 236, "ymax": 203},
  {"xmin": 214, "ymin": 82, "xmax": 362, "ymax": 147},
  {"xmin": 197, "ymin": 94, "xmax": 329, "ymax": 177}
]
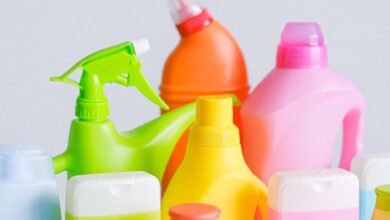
[{"xmin": 1, "ymin": 0, "xmax": 389, "ymax": 214}]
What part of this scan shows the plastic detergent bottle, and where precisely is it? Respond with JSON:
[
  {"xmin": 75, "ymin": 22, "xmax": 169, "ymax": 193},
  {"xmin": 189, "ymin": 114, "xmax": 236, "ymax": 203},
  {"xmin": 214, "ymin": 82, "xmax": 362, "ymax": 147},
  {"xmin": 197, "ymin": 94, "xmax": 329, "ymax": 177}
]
[
  {"xmin": 162, "ymin": 96, "xmax": 268, "ymax": 220},
  {"xmin": 268, "ymin": 169, "xmax": 359, "ymax": 220},
  {"xmin": 160, "ymin": 0, "xmax": 250, "ymax": 191},
  {"xmin": 352, "ymin": 153, "xmax": 390, "ymax": 220},
  {"xmin": 66, "ymin": 171, "xmax": 160, "ymax": 220},
  {"xmin": 169, "ymin": 203, "xmax": 221, "ymax": 220},
  {"xmin": 0, "ymin": 144, "xmax": 61, "ymax": 220},
  {"xmin": 241, "ymin": 22, "xmax": 365, "ymax": 182},
  {"xmin": 371, "ymin": 185, "xmax": 390, "ymax": 220},
  {"xmin": 51, "ymin": 40, "xmax": 196, "ymax": 181}
]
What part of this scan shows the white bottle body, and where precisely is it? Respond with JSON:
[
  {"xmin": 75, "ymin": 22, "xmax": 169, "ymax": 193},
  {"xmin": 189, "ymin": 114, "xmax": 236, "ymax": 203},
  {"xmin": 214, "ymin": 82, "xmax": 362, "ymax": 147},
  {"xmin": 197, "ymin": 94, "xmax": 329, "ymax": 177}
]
[
  {"xmin": 0, "ymin": 144, "xmax": 61, "ymax": 220},
  {"xmin": 0, "ymin": 182, "xmax": 61, "ymax": 219}
]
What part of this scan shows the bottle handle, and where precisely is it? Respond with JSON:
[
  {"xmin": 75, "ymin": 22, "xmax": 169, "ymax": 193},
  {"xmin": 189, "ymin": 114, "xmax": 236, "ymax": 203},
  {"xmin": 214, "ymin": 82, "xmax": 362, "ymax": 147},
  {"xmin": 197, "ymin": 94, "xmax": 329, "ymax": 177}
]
[{"xmin": 339, "ymin": 108, "xmax": 364, "ymax": 170}]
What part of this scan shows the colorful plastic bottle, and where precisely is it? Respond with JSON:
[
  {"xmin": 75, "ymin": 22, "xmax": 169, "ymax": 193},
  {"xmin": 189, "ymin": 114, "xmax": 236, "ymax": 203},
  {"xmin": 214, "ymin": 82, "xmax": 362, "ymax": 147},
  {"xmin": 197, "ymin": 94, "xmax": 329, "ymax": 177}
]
[
  {"xmin": 169, "ymin": 203, "xmax": 221, "ymax": 220},
  {"xmin": 268, "ymin": 169, "xmax": 359, "ymax": 220},
  {"xmin": 371, "ymin": 185, "xmax": 390, "ymax": 220},
  {"xmin": 66, "ymin": 171, "xmax": 160, "ymax": 220},
  {"xmin": 0, "ymin": 144, "xmax": 61, "ymax": 220},
  {"xmin": 351, "ymin": 153, "xmax": 390, "ymax": 220},
  {"xmin": 51, "ymin": 40, "xmax": 196, "ymax": 181},
  {"xmin": 160, "ymin": 0, "xmax": 250, "ymax": 191},
  {"xmin": 241, "ymin": 22, "xmax": 365, "ymax": 182},
  {"xmin": 162, "ymin": 96, "xmax": 268, "ymax": 220}
]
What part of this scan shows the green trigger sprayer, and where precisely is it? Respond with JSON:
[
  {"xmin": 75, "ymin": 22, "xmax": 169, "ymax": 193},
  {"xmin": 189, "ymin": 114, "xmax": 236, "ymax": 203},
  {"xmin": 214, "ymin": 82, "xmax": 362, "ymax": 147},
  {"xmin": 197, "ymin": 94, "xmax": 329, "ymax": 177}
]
[{"xmin": 51, "ymin": 39, "xmax": 196, "ymax": 180}]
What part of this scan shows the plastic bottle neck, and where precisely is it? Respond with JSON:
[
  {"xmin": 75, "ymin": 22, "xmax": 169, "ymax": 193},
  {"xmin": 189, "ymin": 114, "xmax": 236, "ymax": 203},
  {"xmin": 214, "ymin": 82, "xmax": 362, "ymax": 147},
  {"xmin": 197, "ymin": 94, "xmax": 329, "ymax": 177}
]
[
  {"xmin": 188, "ymin": 96, "xmax": 239, "ymax": 147},
  {"xmin": 276, "ymin": 44, "xmax": 328, "ymax": 69},
  {"xmin": 276, "ymin": 22, "xmax": 328, "ymax": 69},
  {"xmin": 176, "ymin": 9, "xmax": 213, "ymax": 37},
  {"xmin": 76, "ymin": 71, "xmax": 109, "ymax": 121},
  {"xmin": 375, "ymin": 185, "xmax": 390, "ymax": 212},
  {"xmin": 76, "ymin": 98, "xmax": 109, "ymax": 122}
]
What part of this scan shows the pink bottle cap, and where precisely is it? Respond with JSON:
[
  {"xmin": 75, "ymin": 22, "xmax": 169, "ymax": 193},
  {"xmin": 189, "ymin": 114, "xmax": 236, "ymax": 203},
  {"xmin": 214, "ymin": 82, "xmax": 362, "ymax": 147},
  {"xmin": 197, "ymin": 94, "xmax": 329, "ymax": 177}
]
[
  {"xmin": 169, "ymin": 203, "xmax": 222, "ymax": 220},
  {"xmin": 277, "ymin": 22, "xmax": 328, "ymax": 68}
]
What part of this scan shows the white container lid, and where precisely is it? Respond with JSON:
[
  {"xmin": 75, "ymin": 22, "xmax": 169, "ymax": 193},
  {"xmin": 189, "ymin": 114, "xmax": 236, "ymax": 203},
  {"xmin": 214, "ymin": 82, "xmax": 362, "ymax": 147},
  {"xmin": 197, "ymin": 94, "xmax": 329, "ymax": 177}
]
[
  {"xmin": 66, "ymin": 171, "xmax": 160, "ymax": 217},
  {"xmin": 0, "ymin": 144, "xmax": 56, "ymax": 183},
  {"xmin": 351, "ymin": 153, "xmax": 390, "ymax": 190},
  {"xmin": 268, "ymin": 169, "xmax": 359, "ymax": 212}
]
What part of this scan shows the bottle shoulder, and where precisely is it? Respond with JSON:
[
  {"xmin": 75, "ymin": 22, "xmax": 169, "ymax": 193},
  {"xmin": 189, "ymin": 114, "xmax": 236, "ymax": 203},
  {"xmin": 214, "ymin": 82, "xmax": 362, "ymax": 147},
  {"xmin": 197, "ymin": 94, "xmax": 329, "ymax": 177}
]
[
  {"xmin": 177, "ymin": 21, "xmax": 239, "ymax": 50},
  {"xmin": 168, "ymin": 162, "xmax": 264, "ymax": 189},
  {"xmin": 255, "ymin": 68, "xmax": 360, "ymax": 94},
  {"xmin": 242, "ymin": 68, "xmax": 364, "ymax": 115},
  {"xmin": 163, "ymin": 21, "xmax": 247, "ymax": 77},
  {"xmin": 161, "ymin": 21, "xmax": 249, "ymax": 95}
]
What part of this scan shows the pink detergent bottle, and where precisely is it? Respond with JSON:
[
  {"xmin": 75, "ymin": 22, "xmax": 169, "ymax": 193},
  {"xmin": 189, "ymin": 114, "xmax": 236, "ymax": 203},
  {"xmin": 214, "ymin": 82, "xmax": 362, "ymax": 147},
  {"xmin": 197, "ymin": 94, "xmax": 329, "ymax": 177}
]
[{"xmin": 241, "ymin": 22, "xmax": 365, "ymax": 182}]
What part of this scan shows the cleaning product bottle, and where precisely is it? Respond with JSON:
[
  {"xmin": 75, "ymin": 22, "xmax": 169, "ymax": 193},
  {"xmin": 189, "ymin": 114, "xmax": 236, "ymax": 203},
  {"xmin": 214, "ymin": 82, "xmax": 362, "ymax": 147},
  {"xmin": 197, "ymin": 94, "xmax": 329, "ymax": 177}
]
[
  {"xmin": 160, "ymin": 0, "xmax": 250, "ymax": 191},
  {"xmin": 162, "ymin": 96, "xmax": 268, "ymax": 220},
  {"xmin": 268, "ymin": 169, "xmax": 359, "ymax": 220},
  {"xmin": 66, "ymin": 171, "xmax": 160, "ymax": 220},
  {"xmin": 241, "ymin": 22, "xmax": 365, "ymax": 182},
  {"xmin": 169, "ymin": 203, "xmax": 221, "ymax": 220},
  {"xmin": 351, "ymin": 153, "xmax": 390, "ymax": 220},
  {"xmin": 371, "ymin": 185, "xmax": 390, "ymax": 220},
  {"xmin": 51, "ymin": 40, "xmax": 196, "ymax": 181},
  {"xmin": 0, "ymin": 144, "xmax": 61, "ymax": 220}
]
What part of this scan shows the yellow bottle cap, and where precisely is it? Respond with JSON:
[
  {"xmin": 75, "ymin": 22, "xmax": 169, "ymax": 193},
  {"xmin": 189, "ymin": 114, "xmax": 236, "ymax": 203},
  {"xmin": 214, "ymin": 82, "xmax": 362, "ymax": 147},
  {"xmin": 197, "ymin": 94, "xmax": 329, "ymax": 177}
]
[
  {"xmin": 375, "ymin": 184, "xmax": 390, "ymax": 212},
  {"xmin": 189, "ymin": 95, "xmax": 239, "ymax": 146}
]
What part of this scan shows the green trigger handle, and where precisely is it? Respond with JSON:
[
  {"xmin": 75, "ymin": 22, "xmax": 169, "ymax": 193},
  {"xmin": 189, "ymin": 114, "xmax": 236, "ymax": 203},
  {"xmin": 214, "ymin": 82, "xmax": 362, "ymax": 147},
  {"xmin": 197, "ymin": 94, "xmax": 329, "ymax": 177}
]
[
  {"xmin": 50, "ymin": 40, "xmax": 169, "ymax": 110},
  {"xmin": 50, "ymin": 42, "xmax": 132, "ymax": 89}
]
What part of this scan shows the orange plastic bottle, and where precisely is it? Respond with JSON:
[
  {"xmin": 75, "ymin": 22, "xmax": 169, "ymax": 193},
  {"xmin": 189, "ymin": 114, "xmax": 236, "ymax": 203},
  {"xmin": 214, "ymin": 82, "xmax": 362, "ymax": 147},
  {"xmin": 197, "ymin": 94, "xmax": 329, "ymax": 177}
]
[{"xmin": 160, "ymin": 0, "xmax": 250, "ymax": 192}]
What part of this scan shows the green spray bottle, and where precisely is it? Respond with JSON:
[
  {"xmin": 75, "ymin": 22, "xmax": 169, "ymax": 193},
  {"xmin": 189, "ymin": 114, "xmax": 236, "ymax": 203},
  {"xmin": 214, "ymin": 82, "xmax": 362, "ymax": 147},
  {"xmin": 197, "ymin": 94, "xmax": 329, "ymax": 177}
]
[{"xmin": 51, "ymin": 39, "xmax": 196, "ymax": 180}]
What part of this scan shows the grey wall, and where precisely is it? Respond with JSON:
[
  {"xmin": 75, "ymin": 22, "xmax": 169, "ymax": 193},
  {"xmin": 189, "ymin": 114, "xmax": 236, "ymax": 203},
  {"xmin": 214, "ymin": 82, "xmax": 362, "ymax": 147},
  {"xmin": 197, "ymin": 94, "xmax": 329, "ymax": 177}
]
[{"xmin": 1, "ymin": 0, "xmax": 389, "ymax": 214}]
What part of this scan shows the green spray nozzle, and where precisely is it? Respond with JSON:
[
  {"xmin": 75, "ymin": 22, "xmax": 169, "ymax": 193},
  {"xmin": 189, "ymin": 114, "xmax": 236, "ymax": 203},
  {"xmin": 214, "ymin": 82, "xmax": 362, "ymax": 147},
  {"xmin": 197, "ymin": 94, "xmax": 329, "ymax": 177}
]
[{"xmin": 51, "ymin": 39, "xmax": 169, "ymax": 121}]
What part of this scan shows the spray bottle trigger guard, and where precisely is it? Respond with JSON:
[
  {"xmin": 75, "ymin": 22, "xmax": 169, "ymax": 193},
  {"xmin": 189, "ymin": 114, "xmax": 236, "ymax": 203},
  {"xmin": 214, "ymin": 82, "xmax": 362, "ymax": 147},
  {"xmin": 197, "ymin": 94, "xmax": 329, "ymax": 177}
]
[{"xmin": 50, "ymin": 76, "xmax": 82, "ymax": 89}]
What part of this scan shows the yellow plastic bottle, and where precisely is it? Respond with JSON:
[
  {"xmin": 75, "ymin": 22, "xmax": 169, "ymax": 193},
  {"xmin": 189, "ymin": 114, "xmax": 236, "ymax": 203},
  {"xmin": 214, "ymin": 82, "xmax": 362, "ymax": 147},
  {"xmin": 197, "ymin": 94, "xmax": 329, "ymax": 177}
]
[
  {"xmin": 372, "ymin": 185, "xmax": 390, "ymax": 220},
  {"xmin": 162, "ymin": 96, "xmax": 268, "ymax": 220}
]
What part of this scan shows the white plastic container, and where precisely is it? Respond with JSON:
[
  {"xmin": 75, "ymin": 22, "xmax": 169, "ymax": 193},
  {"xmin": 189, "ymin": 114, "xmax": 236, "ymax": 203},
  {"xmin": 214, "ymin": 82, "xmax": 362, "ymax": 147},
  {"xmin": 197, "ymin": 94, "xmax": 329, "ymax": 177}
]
[
  {"xmin": 351, "ymin": 153, "xmax": 390, "ymax": 220},
  {"xmin": 268, "ymin": 169, "xmax": 359, "ymax": 220},
  {"xmin": 66, "ymin": 171, "xmax": 161, "ymax": 220},
  {"xmin": 0, "ymin": 144, "xmax": 61, "ymax": 220}
]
